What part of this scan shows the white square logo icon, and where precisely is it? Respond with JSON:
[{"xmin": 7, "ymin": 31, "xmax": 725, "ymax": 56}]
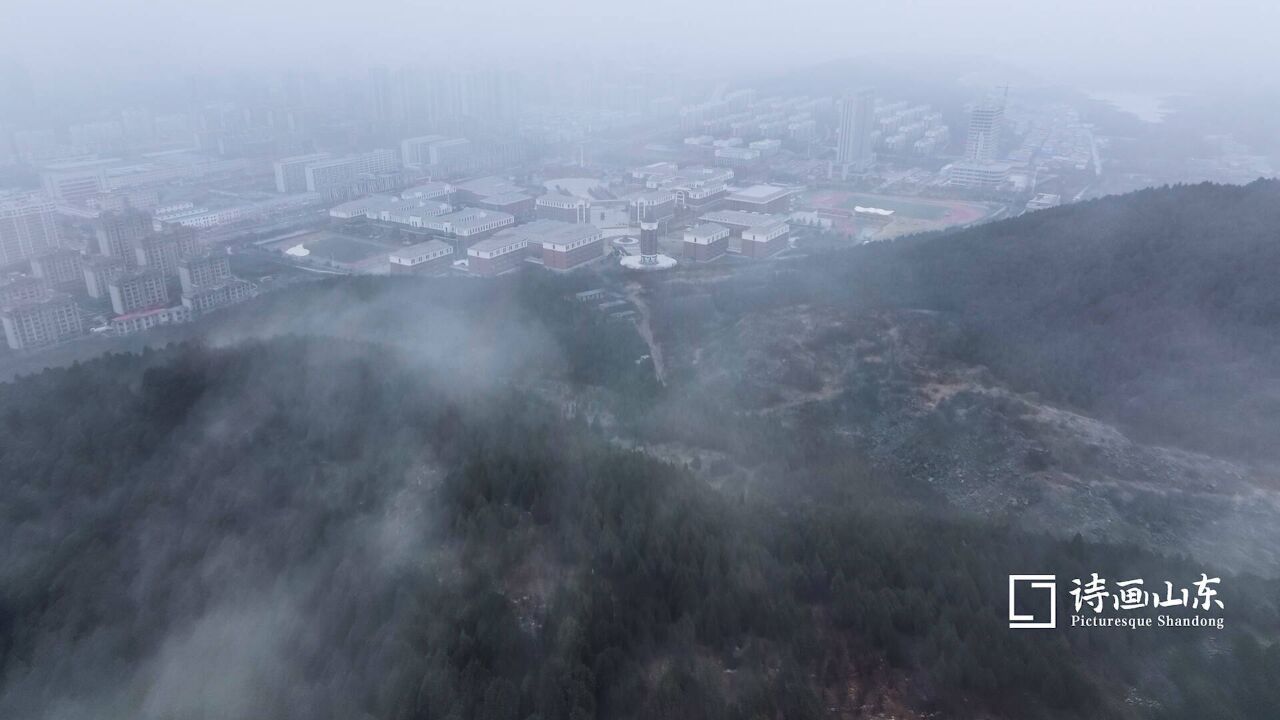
[{"xmin": 1009, "ymin": 574, "xmax": 1057, "ymax": 628}]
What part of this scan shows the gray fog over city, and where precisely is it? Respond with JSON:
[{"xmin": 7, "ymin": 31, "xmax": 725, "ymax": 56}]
[{"xmin": 1, "ymin": 2, "xmax": 1279, "ymax": 720}]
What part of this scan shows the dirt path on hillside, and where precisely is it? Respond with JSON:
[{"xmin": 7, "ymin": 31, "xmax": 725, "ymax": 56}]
[{"xmin": 625, "ymin": 282, "xmax": 666, "ymax": 386}]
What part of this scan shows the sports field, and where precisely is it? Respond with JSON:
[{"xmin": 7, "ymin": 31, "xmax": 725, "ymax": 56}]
[
  {"xmin": 271, "ymin": 231, "xmax": 397, "ymax": 268},
  {"xmin": 803, "ymin": 190, "xmax": 995, "ymax": 238},
  {"xmin": 850, "ymin": 194, "xmax": 948, "ymax": 220}
]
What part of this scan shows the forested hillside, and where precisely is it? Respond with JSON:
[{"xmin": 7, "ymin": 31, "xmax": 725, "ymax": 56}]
[
  {"xmin": 2, "ymin": 338, "xmax": 1278, "ymax": 720},
  {"xmin": 813, "ymin": 179, "xmax": 1280, "ymax": 457},
  {"xmin": 3, "ymin": 181, "xmax": 1280, "ymax": 719}
]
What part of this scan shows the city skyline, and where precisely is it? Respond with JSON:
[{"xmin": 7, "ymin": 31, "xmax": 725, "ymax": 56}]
[{"xmin": 2, "ymin": 1, "xmax": 1279, "ymax": 94}]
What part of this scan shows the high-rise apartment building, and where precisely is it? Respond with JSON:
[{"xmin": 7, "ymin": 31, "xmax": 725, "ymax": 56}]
[
  {"xmin": 1, "ymin": 292, "xmax": 82, "ymax": 351},
  {"xmin": 304, "ymin": 150, "xmax": 401, "ymax": 201},
  {"xmin": 83, "ymin": 256, "xmax": 127, "ymax": 299},
  {"xmin": 93, "ymin": 210, "xmax": 152, "ymax": 260},
  {"xmin": 181, "ymin": 279, "xmax": 254, "ymax": 314},
  {"xmin": 133, "ymin": 233, "xmax": 184, "ymax": 276},
  {"xmin": 30, "ymin": 248, "xmax": 84, "ymax": 287},
  {"xmin": 0, "ymin": 276, "xmax": 47, "ymax": 306},
  {"xmin": 178, "ymin": 253, "xmax": 231, "ymax": 295},
  {"xmin": 273, "ymin": 153, "xmax": 331, "ymax": 193},
  {"xmin": 108, "ymin": 269, "xmax": 168, "ymax": 316},
  {"xmin": 400, "ymin": 136, "xmax": 447, "ymax": 167},
  {"xmin": 836, "ymin": 88, "xmax": 876, "ymax": 176},
  {"xmin": 0, "ymin": 193, "xmax": 59, "ymax": 266},
  {"xmin": 428, "ymin": 138, "xmax": 470, "ymax": 168},
  {"xmin": 964, "ymin": 101, "xmax": 1005, "ymax": 163},
  {"xmin": 40, "ymin": 160, "xmax": 111, "ymax": 204}
]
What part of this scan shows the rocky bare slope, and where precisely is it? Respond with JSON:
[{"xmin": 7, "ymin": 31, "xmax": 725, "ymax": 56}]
[{"xmin": 645, "ymin": 290, "xmax": 1280, "ymax": 576}]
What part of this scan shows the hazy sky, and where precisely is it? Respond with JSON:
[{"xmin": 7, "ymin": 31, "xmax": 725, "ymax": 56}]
[{"xmin": 2, "ymin": 0, "xmax": 1278, "ymax": 92}]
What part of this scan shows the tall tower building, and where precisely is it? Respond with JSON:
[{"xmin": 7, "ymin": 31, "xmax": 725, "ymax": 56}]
[
  {"xmin": 639, "ymin": 203, "xmax": 659, "ymax": 265},
  {"xmin": 836, "ymin": 88, "xmax": 876, "ymax": 177},
  {"xmin": 965, "ymin": 100, "xmax": 1005, "ymax": 163},
  {"xmin": 622, "ymin": 201, "xmax": 677, "ymax": 271},
  {"xmin": 368, "ymin": 66, "xmax": 395, "ymax": 129}
]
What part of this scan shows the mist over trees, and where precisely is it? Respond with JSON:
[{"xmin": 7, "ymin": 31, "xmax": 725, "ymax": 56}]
[
  {"xmin": 0, "ymin": 0, "xmax": 1277, "ymax": 710},
  {"xmin": 3, "ymin": 181, "xmax": 1280, "ymax": 718},
  {"xmin": 1, "ymin": 315, "xmax": 1277, "ymax": 718}
]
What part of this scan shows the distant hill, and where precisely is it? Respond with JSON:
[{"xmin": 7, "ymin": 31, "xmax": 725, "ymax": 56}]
[{"xmin": 825, "ymin": 179, "xmax": 1280, "ymax": 458}]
